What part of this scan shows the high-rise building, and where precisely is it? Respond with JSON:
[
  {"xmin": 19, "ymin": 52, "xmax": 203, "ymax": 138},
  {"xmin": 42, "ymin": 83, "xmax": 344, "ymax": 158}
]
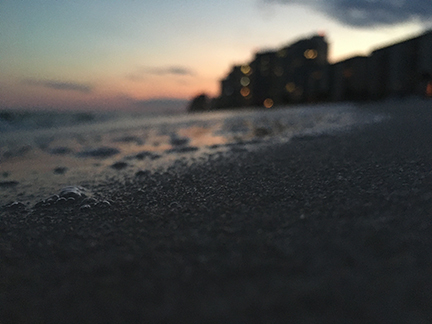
[
  {"xmin": 218, "ymin": 65, "xmax": 252, "ymax": 109},
  {"xmin": 216, "ymin": 34, "xmax": 329, "ymax": 109},
  {"xmin": 249, "ymin": 50, "xmax": 278, "ymax": 107},
  {"xmin": 204, "ymin": 29, "xmax": 432, "ymax": 112},
  {"xmin": 275, "ymin": 35, "xmax": 329, "ymax": 104}
]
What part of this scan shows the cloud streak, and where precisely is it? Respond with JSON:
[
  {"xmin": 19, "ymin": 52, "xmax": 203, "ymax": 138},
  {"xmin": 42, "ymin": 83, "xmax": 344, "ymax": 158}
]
[
  {"xmin": 146, "ymin": 66, "xmax": 195, "ymax": 76},
  {"xmin": 23, "ymin": 79, "xmax": 93, "ymax": 93},
  {"xmin": 127, "ymin": 66, "xmax": 196, "ymax": 81},
  {"xmin": 264, "ymin": 0, "xmax": 432, "ymax": 27}
]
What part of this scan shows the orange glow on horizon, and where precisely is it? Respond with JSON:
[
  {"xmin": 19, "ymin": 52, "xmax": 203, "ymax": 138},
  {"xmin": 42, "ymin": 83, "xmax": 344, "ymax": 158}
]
[{"xmin": 0, "ymin": 72, "xmax": 220, "ymax": 111}]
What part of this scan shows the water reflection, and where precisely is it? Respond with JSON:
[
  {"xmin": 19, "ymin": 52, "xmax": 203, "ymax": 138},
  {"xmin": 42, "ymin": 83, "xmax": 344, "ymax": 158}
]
[{"xmin": 0, "ymin": 104, "xmax": 384, "ymax": 204}]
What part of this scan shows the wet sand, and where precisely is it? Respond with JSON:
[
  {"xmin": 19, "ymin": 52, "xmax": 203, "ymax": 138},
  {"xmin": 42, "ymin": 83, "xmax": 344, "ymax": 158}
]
[
  {"xmin": 0, "ymin": 103, "xmax": 374, "ymax": 205},
  {"xmin": 2, "ymin": 100, "xmax": 432, "ymax": 323}
]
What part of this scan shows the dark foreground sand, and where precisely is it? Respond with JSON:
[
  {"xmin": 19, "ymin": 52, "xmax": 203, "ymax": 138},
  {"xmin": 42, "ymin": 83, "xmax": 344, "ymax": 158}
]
[{"xmin": 2, "ymin": 100, "xmax": 432, "ymax": 323}]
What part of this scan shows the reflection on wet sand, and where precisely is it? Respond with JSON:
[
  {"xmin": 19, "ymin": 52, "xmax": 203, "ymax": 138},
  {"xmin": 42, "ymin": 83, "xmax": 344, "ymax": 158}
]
[{"xmin": 0, "ymin": 104, "xmax": 384, "ymax": 205}]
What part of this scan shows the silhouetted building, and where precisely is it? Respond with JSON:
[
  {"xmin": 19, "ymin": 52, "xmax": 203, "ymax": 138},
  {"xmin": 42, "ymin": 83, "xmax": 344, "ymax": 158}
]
[
  {"xmin": 369, "ymin": 30, "xmax": 432, "ymax": 99},
  {"xmin": 216, "ymin": 34, "xmax": 329, "ymax": 109},
  {"xmin": 188, "ymin": 94, "xmax": 210, "ymax": 112},
  {"xmin": 368, "ymin": 46, "xmax": 391, "ymax": 100},
  {"xmin": 191, "ymin": 30, "xmax": 432, "ymax": 112},
  {"xmin": 218, "ymin": 65, "xmax": 252, "ymax": 109},
  {"xmin": 331, "ymin": 56, "xmax": 369, "ymax": 101},
  {"xmin": 275, "ymin": 34, "xmax": 329, "ymax": 104},
  {"xmin": 388, "ymin": 38, "xmax": 418, "ymax": 96},
  {"xmin": 249, "ymin": 50, "xmax": 279, "ymax": 107},
  {"xmin": 418, "ymin": 31, "xmax": 432, "ymax": 97}
]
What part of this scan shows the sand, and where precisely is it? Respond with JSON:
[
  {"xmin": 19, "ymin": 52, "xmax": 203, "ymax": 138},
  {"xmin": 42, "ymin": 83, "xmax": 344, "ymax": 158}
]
[{"xmin": 2, "ymin": 99, "xmax": 432, "ymax": 323}]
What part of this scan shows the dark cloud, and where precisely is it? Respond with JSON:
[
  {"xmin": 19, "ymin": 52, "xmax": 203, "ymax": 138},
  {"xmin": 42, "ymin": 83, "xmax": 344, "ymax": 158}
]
[
  {"xmin": 23, "ymin": 79, "xmax": 93, "ymax": 93},
  {"xmin": 264, "ymin": 0, "xmax": 432, "ymax": 27}
]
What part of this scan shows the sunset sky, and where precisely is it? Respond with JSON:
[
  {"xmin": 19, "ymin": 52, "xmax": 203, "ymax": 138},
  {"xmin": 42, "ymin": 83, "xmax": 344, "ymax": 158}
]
[{"xmin": 1, "ymin": 0, "xmax": 431, "ymax": 112}]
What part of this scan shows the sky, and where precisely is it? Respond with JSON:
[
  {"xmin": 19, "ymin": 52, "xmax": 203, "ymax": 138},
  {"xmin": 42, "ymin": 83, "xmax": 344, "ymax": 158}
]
[{"xmin": 1, "ymin": 0, "xmax": 431, "ymax": 112}]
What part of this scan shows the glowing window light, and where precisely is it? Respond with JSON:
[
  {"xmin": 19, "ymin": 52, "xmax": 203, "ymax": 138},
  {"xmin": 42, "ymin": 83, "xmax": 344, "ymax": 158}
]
[
  {"xmin": 241, "ymin": 65, "xmax": 252, "ymax": 75},
  {"xmin": 263, "ymin": 98, "xmax": 274, "ymax": 108},
  {"xmin": 427, "ymin": 82, "xmax": 432, "ymax": 97},
  {"xmin": 240, "ymin": 87, "xmax": 251, "ymax": 97},
  {"xmin": 240, "ymin": 77, "xmax": 250, "ymax": 87},
  {"xmin": 285, "ymin": 82, "xmax": 295, "ymax": 93},
  {"xmin": 304, "ymin": 49, "xmax": 318, "ymax": 60}
]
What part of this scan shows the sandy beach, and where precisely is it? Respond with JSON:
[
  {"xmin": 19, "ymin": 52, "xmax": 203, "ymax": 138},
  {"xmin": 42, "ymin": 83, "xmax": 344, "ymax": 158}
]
[{"xmin": 2, "ymin": 99, "xmax": 432, "ymax": 323}]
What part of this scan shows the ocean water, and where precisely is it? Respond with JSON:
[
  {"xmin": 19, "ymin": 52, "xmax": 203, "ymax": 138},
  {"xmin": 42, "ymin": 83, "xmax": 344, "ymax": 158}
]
[{"xmin": 0, "ymin": 103, "xmax": 385, "ymax": 205}]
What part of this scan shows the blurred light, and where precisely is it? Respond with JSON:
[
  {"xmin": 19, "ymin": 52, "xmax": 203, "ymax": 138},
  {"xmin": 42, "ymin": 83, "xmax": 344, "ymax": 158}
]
[
  {"xmin": 263, "ymin": 98, "xmax": 274, "ymax": 108},
  {"xmin": 427, "ymin": 82, "xmax": 432, "ymax": 97},
  {"xmin": 240, "ymin": 77, "xmax": 250, "ymax": 87},
  {"xmin": 241, "ymin": 65, "xmax": 252, "ymax": 75},
  {"xmin": 304, "ymin": 49, "xmax": 318, "ymax": 60},
  {"xmin": 285, "ymin": 82, "xmax": 295, "ymax": 93},
  {"xmin": 241, "ymin": 87, "xmax": 251, "ymax": 97}
]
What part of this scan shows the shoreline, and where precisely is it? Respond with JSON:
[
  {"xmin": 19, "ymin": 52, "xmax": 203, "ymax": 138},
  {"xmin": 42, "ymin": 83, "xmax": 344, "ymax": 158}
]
[
  {"xmin": 2, "ymin": 99, "xmax": 432, "ymax": 322},
  {"xmin": 0, "ymin": 102, "xmax": 375, "ymax": 206}
]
